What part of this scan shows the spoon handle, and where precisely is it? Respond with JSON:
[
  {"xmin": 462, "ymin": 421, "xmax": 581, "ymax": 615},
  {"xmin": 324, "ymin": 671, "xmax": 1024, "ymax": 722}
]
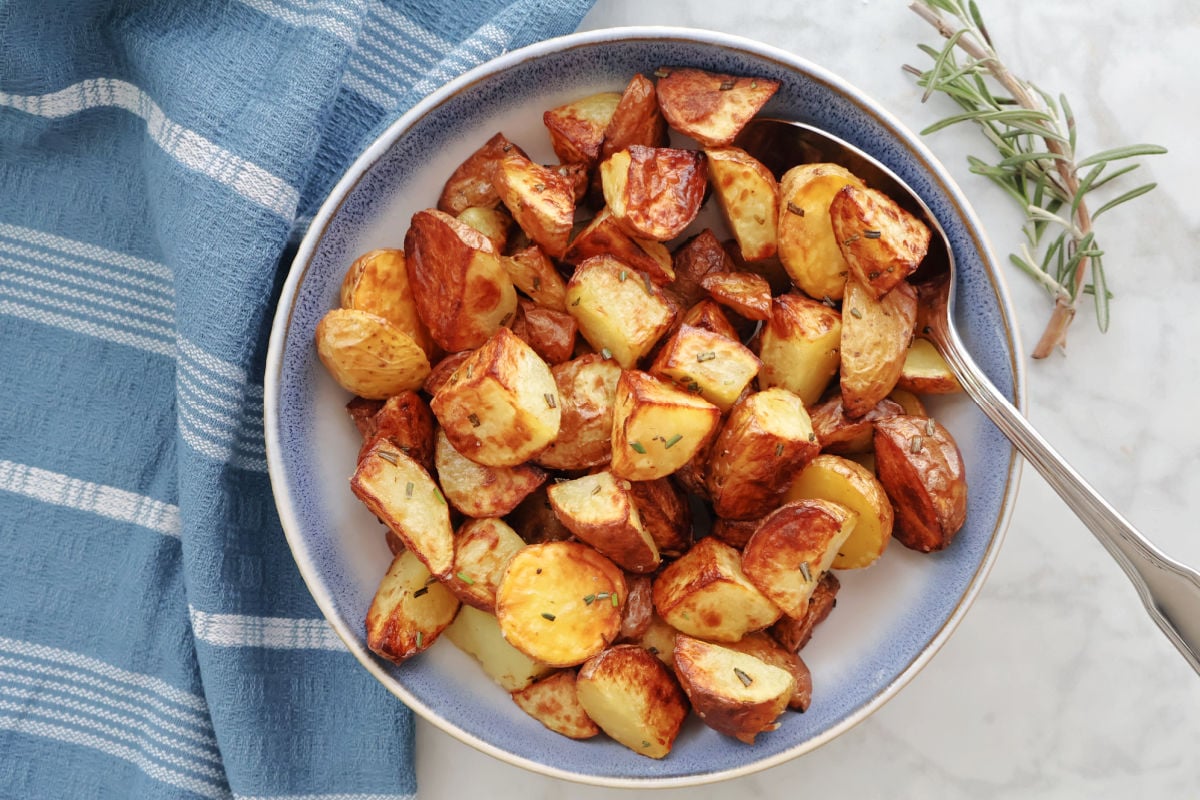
[{"xmin": 937, "ymin": 329, "xmax": 1200, "ymax": 676}]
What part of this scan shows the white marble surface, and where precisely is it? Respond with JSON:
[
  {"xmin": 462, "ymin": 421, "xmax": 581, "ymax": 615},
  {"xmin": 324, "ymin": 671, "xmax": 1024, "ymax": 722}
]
[{"xmin": 416, "ymin": 1, "xmax": 1200, "ymax": 796}]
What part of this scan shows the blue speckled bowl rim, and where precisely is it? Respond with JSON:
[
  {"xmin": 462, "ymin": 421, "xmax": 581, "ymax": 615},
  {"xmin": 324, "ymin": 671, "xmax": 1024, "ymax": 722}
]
[{"xmin": 265, "ymin": 26, "xmax": 1025, "ymax": 788}]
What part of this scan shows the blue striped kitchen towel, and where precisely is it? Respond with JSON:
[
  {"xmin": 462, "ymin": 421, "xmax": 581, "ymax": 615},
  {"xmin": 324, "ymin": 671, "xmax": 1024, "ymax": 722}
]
[{"xmin": 0, "ymin": 0, "xmax": 595, "ymax": 797}]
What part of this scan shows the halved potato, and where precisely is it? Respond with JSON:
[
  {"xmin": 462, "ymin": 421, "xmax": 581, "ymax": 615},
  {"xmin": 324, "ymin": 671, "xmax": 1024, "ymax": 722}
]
[
  {"xmin": 776, "ymin": 163, "xmax": 865, "ymax": 301},
  {"xmin": 655, "ymin": 67, "xmax": 780, "ymax": 147},
  {"xmin": 755, "ymin": 292, "xmax": 842, "ymax": 407},
  {"xmin": 651, "ymin": 535, "xmax": 781, "ymax": 642},
  {"xmin": 626, "ymin": 478, "xmax": 692, "ymax": 558},
  {"xmin": 599, "ymin": 145, "xmax": 708, "ymax": 241},
  {"xmin": 601, "ymin": 73, "xmax": 669, "ymax": 159},
  {"xmin": 437, "ymin": 132, "xmax": 526, "ymax": 215},
  {"xmin": 434, "ymin": 427, "xmax": 546, "ymax": 519},
  {"xmin": 547, "ymin": 471, "xmax": 660, "ymax": 574},
  {"xmin": 511, "ymin": 670, "xmax": 600, "ymax": 739},
  {"xmin": 543, "ymin": 91, "xmax": 621, "ymax": 167},
  {"xmin": 673, "ymin": 635, "xmax": 794, "ymax": 744},
  {"xmin": 365, "ymin": 548, "xmax": 460, "ymax": 663},
  {"xmin": 610, "ymin": 370, "xmax": 721, "ymax": 481},
  {"xmin": 444, "ymin": 517, "xmax": 526, "ymax": 612},
  {"xmin": 648, "ymin": 324, "xmax": 760, "ymax": 412},
  {"xmin": 564, "ymin": 207, "xmax": 675, "ymax": 285},
  {"xmin": 769, "ymin": 571, "xmax": 840, "ymax": 652},
  {"xmin": 741, "ymin": 499, "xmax": 856, "ymax": 618},
  {"xmin": 808, "ymin": 392, "xmax": 904, "ymax": 456},
  {"xmin": 576, "ymin": 644, "xmax": 689, "ymax": 758},
  {"xmin": 724, "ymin": 631, "xmax": 813, "ymax": 712},
  {"xmin": 830, "ymin": 183, "xmax": 931, "ymax": 300},
  {"xmin": 355, "ymin": 390, "xmax": 435, "ymax": 471},
  {"xmin": 315, "ymin": 308, "xmax": 431, "ymax": 399},
  {"xmin": 888, "ymin": 387, "xmax": 928, "ymax": 417},
  {"xmin": 444, "ymin": 604, "xmax": 555, "ymax": 692},
  {"xmin": 501, "ymin": 244, "xmax": 568, "ymax": 312},
  {"xmin": 494, "ymin": 151, "xmax": 577, "ymax": 259},
  {"xmin": 495, "ymin": 541, "xmax": 626, "ymax": 667},
  {"xmin": 896, "ymin": 337, "xmax": 962, "ymax": 394},
  {"xmin": 535, "ymin": 353, "xmax": 621, "ymax": 470},
  {"xmin": 430, "ymin": 328, "xmax": 560, "ymax": 467},
  {"xmin": 785, "ymin": 453, "xmax": 894, "ymax": 570},
  {"xmin": 351, "ymin": 442, "xmax": 455, "ymax": 578},
  {"xmin": 339, "ymin": 248, "xmax": 436, "ymax": 358},
  {"xmin": 839, "ymin": 278, "xmax": 918, "ymax": 418},
  {"xmin": 699, "ymin": 271, "xmax": 772, "ymax": 321},
  {"xmin": 565, "ymin": 254, "xmax": 675, "ymax": 369},
  {"xmin": 873, "ymin": 415, "xmax": 968, "ymax": 553},
  {"xmin": 706, "ymin": 146, "xmax": 778, "ymax": 261}
]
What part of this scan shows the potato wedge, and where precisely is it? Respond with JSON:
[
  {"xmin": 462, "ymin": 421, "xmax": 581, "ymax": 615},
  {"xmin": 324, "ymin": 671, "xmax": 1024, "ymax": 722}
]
[
  {"xmin": 500, "ymin": 244, "xmax": 568, "ymax": 312},
  {"xmin": 651, "ymin": 535, "xmax": 781, "ymax": 642},
  {"xmin": 599, "ymin": 145, "xmax": 707, "ymax": 241},
  {"xmin": 626, "ymin": 478, "xmax": 692, "ymax": 558},
  {"xmin": 830, "ymin": 183, "xmax": 931, "ymax": 300},
  {"xmin": 565, "ymin": 255, "xmax": 675, "ymax": 369},
  {"xmin": 543, "ymin": 91, "xmax": 621, "ymax": 167},
  {"xmin": 430, "ymin": 327, "xmax": 560, "ymax": 467},
  {"xmin": 445, "ymin": 604, "xmax": 555, "ymax": 692},
  {"xmin": 576, "ymin": 644, "xmax": 689, "ymax": 758},
  {"xmin": 511, "ymin": 300, "xmax": 577, "ymax": 366},
  {"xmin": 699, "ymin": 271, "xmax": 772, "ymax": 321},
  {"xmin": 437, "ymin": 132, "xmax": 526, "ymax": 215},
  {"xmin": 896, "ymin": 337, "xmax": 962, "ymax": 394},
  {"xmin": 315, "ymin": 308, "xmax": 431, "ymax": 399},
  {"xmin": 511, "ymin": 670, "xmax": 601, "ymax": 739},
  {"xmin": 776, "ymin": 163, "xmax": 865, "ymax": 301},
  {"xmin": 725, "ymin": 631, "xmax": 813, "ymax": 712},
  {"xmin": 873, "ymin": 415, "xmax": 968, "ymax": 553},
  {"xmin": 357, "ymin": 390, "xmax": 436, "ymax": 471},
  {"xmin": 785, "ymin": 453, "xmax": 894, "ymax": 570},
  {"xmin": 564, "ymin": 207, "xmax": 675, "ymax": 285},
  {"xmin": 547, "ymin": 471, "xmax": 660, "ymax": 574},
  {"xmin": 434, "ymin": 427, "xmax": 546, "ymax": 519},
  {"xmin": 494, "ymin": 151, "xmax": 577, "ymax": 259},
  {"xmin": 534, "ymin": 353, "xmax": 621, "ymax": 470},
  {"xmin": 495, "ymin": 541, "xmax": 626, "ymax": 667},
  {"xmin": 457, "ymin": 205, "xmax": 512, "ymax": 253},
  {"xmin": 839, "ymin": 278, "xmax": 918, "ymax": 418},
  {"xmin": 403, "ymin": 208, "xmax": 517, "ymax": 353},
  {"xmin": 673, "ymin": 635, "xmax": 794, "ymax": 744},
  {"xmin": 366, "ymin": 548, "xmax": 460, "ymax": 663},
  {"xmin": 610, "ymin": 370, "xmax": 721, "ymax": 481},
  {"xmin": 808, "ymin": 392, "xmax": 904, "ymax": 456},
  {"xmin": 648, "ymin": 324, "xmax": 760, "ymax": 412},
  {"xmin": 444, "ymin": 517, "xmax": 526, "ymax": 612},
  {"xmin": 741, "ymin": 499, "xmax": 856, "ymax": 618},
  {"xmin": 755, "ymin": 293, "xmax": 842, "ymax": 407},
  {"xmin": 655, "ymin": 67, "xmax": 780, "ymax": 147},
  {"xmin": 769, "ymin": 571, "xmax": 840, "ymax": 652},
  {"xmin": 351, "ymin": 443, "xmax": 455, "ymax": 578},
  {"xmin": 706, "ymin": 146, "xmax": 779, "ymax": 261},
  {"xmin": 339, "ymin": 248, "xmax": 436, "ymax": 358},
  {"xmin": 669, "ymin": 229, "xmax": 734, "ymax": 308},
  {"xmin": 601, "ymin": 73, "xmax": 669, "ymax": 160}
]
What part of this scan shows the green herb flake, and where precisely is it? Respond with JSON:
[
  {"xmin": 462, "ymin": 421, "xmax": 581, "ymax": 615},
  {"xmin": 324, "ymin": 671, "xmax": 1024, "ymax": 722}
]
[
  {"xmin": 734, "ymin": 667, "xmax": 753, "ymax": 686},
  {"xmin": 377, "ymin": 450, "xmax": 399, "ymax": 465},
  {"xmin": 571, "ymin": 296, "xmax": 581, "ymax": 307},
  {"xmin": 864, "ymin": 229, "xmax": 882, "ymax": 239},
  {"xmin": 664, "ymin": 433, "xmax": 683, "ymax": 450},
  {"xmin": 583, "ymin": 594, "xmax": 596, "ymax": 605},
  {"xmin": 611, "ymin": 593, "xmax": 620, "ymax": 607},
  {"xmin": 545, "ymin": 393, "xmax": 557, "ymax": 409},
  {"xmin": 619, "ymin": 270, "xmax": 628, "ymax": 282},
  {"xmin": 775, "ymin": 443, "xmax": 784, "ymax": 457},
  {"xmin": 456, "ymin": 572, "xmax": 475, "ymax": 585},
  {"xmin": 926, "ymin": 417, "xmax": 937, "ymax": 436},
  {"xmin": 696, "ymin": 351, "xmax": 717, "ymax": 362},
  {"xmin": 654, "ymin": 67, "xmax": 670, "ymax": 78},
  {"xmin": 416, "ymin": 631, "xmax": 424, "ymax": 648},
  {"xmin": 719, "ymin": 79, "xmax": 735, "ymax": 91},
  {"xmin": 910, "ymin": 435, "xmax": 924, "ymax": 454},
  {"xmin": 405, "ymin": 481, "xmax": 414, "ymax": 499},
  {"xmin": 413, "ymin": 586, "xmax": 429, "ymax": 598},
  {"xmin": 799, "ymin": 561, "xmax": 812, "ymax": 582},
  {"xmin": 468, "ymin": 413, "xmax": 481, "ymax": 427},
  {"xmin": 849, "ymin": 307, "xmax": 863, "ymax": 319},
  {"xmin": 432, "ymin": 485, "xmax": 447, "ymax": 505},
  {"xmin": 630, "ymin": 441, "xmax": 647, "ymax": 454},
  {"xmin": 601, "ymin": 347, "xmax": 612, "ymax": 360},
  {"xmin": 541, "ymin": 612, "xmax": 556, "ymax": 621}
]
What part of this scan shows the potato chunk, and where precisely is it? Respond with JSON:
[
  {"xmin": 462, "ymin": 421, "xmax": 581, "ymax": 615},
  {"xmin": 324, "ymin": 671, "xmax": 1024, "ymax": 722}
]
[
  {"xmin": 673, "ymin": 635, "xmax": 794, "ymax": 744},
  {"xmin": 511, "ymin": 300, "xmax": 577, "ymax": 366},
  {"xmin": 770, "ymin": 571, "xmax": 840, "ymax": 652},
  {"xmin": 315, "ymin": 308, "xmax": 431, "ymax": 399},
  {"xmin": 839, "ymin": 278, "xmax": 918, "ymax": 418},
  {"xmin": 366, "ymin": 549, "xmax": 460, "ymax": 663},
  {"xmin": 627, "ymin": 478, "xmax": 692, "ymax": 558},
  {"xmin": 776, "ymin": 163, "xmax": 865, "ymax": 301},
  {"xmin": 755, "ymin": 293, "xmax": 842, "ymax": 406},
  {"xmin": 576, "ymin": 644, "xmax": 689, "ymax": 758},
  {"xmin": 648, "ymin": 324, "xmax": 760, "ymax": 412},
  {"xmin": 600, "ymin": 73, "xmax": 669, "ymax": 159},
  {"xmin": 494, "ymin": 151, "xmax": 577, "ymax": 259},
  {"xmin": 700, "ymin": 271, "xmax": 772, "ymax": 321},
  {"xmin": 873, "ymin": 415, "xmax": 968, "ymax": 553},
  {"xmin": 495, "ymin": 541, "xmax": 626, "ymax": 667},
  {"xmin": 437, "ymin": 132, "xmax": 525, "ymax": 215},
  {"xmin": 655, "ymin": 67, "xmax": 780, "ymax": 147},
  {"xmin": 434, "ymin": 427, "xmax": 546, "ymax": 518},
  {"xmin": 547, "ymin": 471, "xmax": 660, "ymax": 574},
  {"xmin": 565, "ymin": 255, "xmax": 675, "ymax": 369},
  {"xmin": 339, "ymin": 248, "xmax": 435, "ymax": 358},
  {"xmin": 785, "ymin": 453, "xmax": 894, "ymax": 570},
  {"xmin": 534, "ymin": 353, "xmax": 621, "ymax": 471},
  {"xmin": 355, "ymin": 390, "xmax": 435, "ymax": 471},
  {"xmin": 543, "ymin": 91, "xmax": 621, "ymax": 167},
  {"xmin": 830, "ymin": 183, "xmax": 931, "ymax": 300},
  {"xmin": 501, "ymin": 244, "xmax": 568, "ymax": 312},
  {"xmin": 511, "ymin": 670, "xmax": 600, "ymax": 740},
  {"xmin": 652, "ymin": 536, "xmax": 781, "ymax": 642},
  {"xmin": 599, "ymin": 145, "xmax": 708, "ymax": 241},
  {"xmin": 444, "ymin": 517, "xmax": 527, "ymax": 612},
  {"xmin": 610, "ymin": 370, "xmax": 721, "ymax": 481},
  {"xmin": 564, "ymin": 207, "xmax": 675, "ymax": 285},
  {"xmin": 725, "ymin": 631, "xmax": 813, "ymax": 711},
  {"xmin": 706, "ymin": 146, "xmax": 779, "ymax": 261},
  {"xmin": 808, "ymin": 392, "xmax": 904, "ymax": 456},
  {"xmin": 896, "ymin": 337, "xmax": 962, "ymax": 394},
  {"xmin": 430, "ymin": 328, "xmax": 560, "ymax": 467},
  {"xmin": 445, "ymin": 604, "xmax": 554, "ymax": 692}
]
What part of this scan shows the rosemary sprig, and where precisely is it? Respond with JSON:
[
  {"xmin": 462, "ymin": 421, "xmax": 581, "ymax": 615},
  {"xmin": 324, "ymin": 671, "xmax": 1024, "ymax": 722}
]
[{"xmin": 905, "ymin": 0, "xmax": 1165, "ymax": 357}]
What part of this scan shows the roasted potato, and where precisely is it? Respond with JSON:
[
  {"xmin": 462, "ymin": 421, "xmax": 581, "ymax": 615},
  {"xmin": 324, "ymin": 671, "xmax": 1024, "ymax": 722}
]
[
  {"xmin": 576, "ymin": 644, "xmax": 689, "ymax": 758},
  {"xmin": 564, "ymin": 207, "xmax": 675, "ymax": 285},
  {"xmin": 430, "ymin": 328, "xmax": 561, "ymax": 467},
  {"xmin": 741, "ymin": 499, "xmax": 856, "ymax": 618},
  {"xmin": 501, "ymin": 244, "xmax": 569, "ymax": 311},
  {"xmin": 366, "ymin": 548, "xmax": 460, "ymax": 663},
  {"xmin": 434, "ymin": 427, "xmax": 546, "ymax": 519},
  {"xmin": 706, "ymin": 388, "xmax": 821, "ymax": 520},
  {"xmin": 345, "ymin": 396, "xmax": 384, "ymax": 441},
  {"xmin": 403, "ymin": 208, "xmax": 517, "ymax": 353},
  {"xmin": 599, "ymin": 145, "xmax": 708, "ymax": 241},
  {"xmin": 724, "ymin": 631, "xmax": 813, "ymax": 711},
  {"xmin": 769, "ymin": 571, "xmax": 840, "ymax": 653},
  {"xmin": 511, "ymin": 670, "xmax": 601, "ymax": 739},
  {"xmin": 547, "ymin": 471, "xmax": 660, "ymax": 574},
  {"xmin": 776, "ymin": 163, "xmax": 865, "ymax": 301},
  {"xmin": 437, "ymin": 132, "xmax": 526, "ymax": 215},
  {"xmin": 710, "ymin": 516, "xmax": 760, "ymax": 549},
  {"xmin": 339, "ymin": 248, "xmax": 436, "ymax": 358},
  {"xmin": 830, "ymin": 183, "xmax": 931, "ymax": 300},
  {"xmin": 351, "ymin": 442, "xmax": 455, "ymax": 578},
  {"xmin": 494, "ymin": 151, "xmax": 577, "ymax": 259},
  {"xmin": 669, "ymin": 229, "xmax": 735, "ymax": 308},
  {"xmin": 315, "ymin": 308, "xmax": 431, "ymax": 399},
  {"xmin": 755, "ymin": 292, "xmax": 842, "ymax": 407},
  {"xmin": 445, "ymin": 603, "xmax": 555, "ymax": 692},
  {"xmin": 672, "ymin": 634, "xmax": 794, "ymax": 744},
  {"xmin": 648, "ymin": 324, "xmax": 760, "ymax": 412},
  {"xmin": 655, "ymin": 67, "xmax": 780, "ymax": 147},
  {"xmin": 651, "ymin": 535, "xmax": 781, "ymax": 642},
  {"xmin": 888, "ymin": 387, "xmax": 928, "ymax": 418},
  {"xmin": 627, "ymin": 477, "xmax": 692, "ymax": 558},
  {"xmin": 423, "ymin": 351, "xmax": 471, "ymax": 396},
  {"xmin": 505, "ymin": 484, "xmax": 573, "ymax": 544},
  {"xmin": 839, "ymin": 277, "xmax": 918, "ymax": 418},
  {"xmin": 565, "ymin": 254, "xmax": 675, "ymax": 369},
  {"xmin": 873, "ymin": 415, "xmax": 968, "ymax": 553},
  {"xmin": 511, "ymin": 300, "xmax": 577, "ymax": 366},
  {"xmin": 534, "ymin": 353, "xmax": 621, "ymax": 471},
  {"xmin": 495, "ymin": 541, "xmax": 627, "ymax": 667},
  {"xmin": 355, "ymin": 390, "xmax": 435, "ymax": 470},
  {"xmin": 637, "ymin": 614, "xmax": 679, "ymax": 666},
  {"xmin": 785, "ymin": 453, "xmax": 894, "ymax": 570},
  {"xmin": 699, "ymin": 271, "xmax": 772, "ymax": 321},
  {"xmin": 543, "ymin": 91, "xmax": 621, "ymax": 167},
  {"xmin": 444, "ymin": 517, "xmax": 526, "ymax": 612},
  {"xmin": 896, "ymin": 337, "xmax": 962, "ymax": 394},
  {"xmin": 618, "ymin": 575, "xmax": 656, "ymax": 642},
  {"xmin": 457, "ymin": 205, "xmax": 513, "ymax": 253},
  {"xmin": 677, "ymin": 298, "xmax": 740, "ymax": 342},
  {"xmin": 601, "ymin": 73, "xmax": 669, "ymax": 159},
  {"xmin": 706, "ymin": 146, "xmax": 778, "ymax": 262},
  {"xmin": 610, "ymin": 370, "xmax": 722, "ymax": 481},
  {"xmin": 808, "ymin": 392, "xmax": 904, "ymax": 456}
]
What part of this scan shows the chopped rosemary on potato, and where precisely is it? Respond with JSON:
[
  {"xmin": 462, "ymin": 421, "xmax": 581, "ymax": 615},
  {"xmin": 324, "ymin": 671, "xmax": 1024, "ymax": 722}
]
[
  {"xmin": 630, "ymin": 441, "xmax": 647, "ymax": 454},
  {"xmin": 733, "ymin": 667, "xmax": 753, "ymax": 686}
]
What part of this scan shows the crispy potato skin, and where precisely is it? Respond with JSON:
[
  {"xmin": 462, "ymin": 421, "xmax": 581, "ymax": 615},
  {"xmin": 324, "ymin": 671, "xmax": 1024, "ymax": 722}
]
[
  {"xmin": 345, "ymin": 396, "xmax": 384, "ymax": 442},
  {"xmin": 655, "ymin": 67, "xmax": 780, "ymax": 147},
  {"xmin": 494, "ymin": 152, "xmax": 578, "ymax": 259},
  {"xmin": 438, "ymin": 132, "xmax": 526, "ymax": 215},
  {"xmin": 564, "ymin": 207, "xmax": 675, "ymax": 285},
  {"xmin": 618, "ymin": 575, "xmax": 656, "ymax": 642},
  {"xmin": 501, "ymin": 244, "xmax": 568, "ymax": 312},
  {"xmin": 423, "ymin": 351, "xmax": 471, "ymax": 396},
  {"xmin": 756, "ymin": 293, "xmax": 843, "ymax": 407},
  {"xmin": 315, "ymin": 308, "xmax": 431, "ymax": 399},
  {"xmin": 547, "ymin": 471, "xmax": 661, "ymax": 574},
  {"xmin": 700, "ymin": 271, "xmax": 772, "ymax": 321},
  {"xmin": 511, "ymin": 670, "xmax": 601, "ymax": 739},
  {"xmin": 809, "ymin": 392, "xmax": 904, "ymax": 456},
  {"xmin": 710, "ymin": 516, "xmax": 760, "ymax": 549},
  {"xmin": 357, "ymin": 390, "xmax": 435, "ymax": 471},
  {"xmin": 669, "ymin": 229, "xmax": 735, "ymax": 309},
  {"xmin": 725, "ymin": 631, "xmax": 813, "ymax": 712},
  {"xmin": 445, "ymin": 517, "xmax": 527, "ymax": 612},
  {"xmin": 505, "ymin": 485, "xmax": 573, "ymax": 544},
  {"xmin": 512, "ymin": 300, "xmax": 577, "ymax": 366},
  {"xmin": 600, "ymin": 145, "xmax": 708, "ymax": 241},
  {"xmin": 678, "ymin": 299, "xmax": 740, "ymax": 342},
  {"xmin": 601, "ymin": 73, "xmax": 669, "ymax": 160},
  {"xmin": 873, "ymin": 415, "xmax": 968, "ymax": 553},
  {"xmin": 839, "ymin": 278, "xmax": 918, "ymax": 419},
  {"xmin": 786, "ymin": 454, "xmax": 894, "ymax": 570},
  {"xmin": 627, "ymin": 477, "xmax": 693, "ymax": 558},
  {"xmin": 705, "ymin": 146, "xmax": 779, "ymax": 262},
  {"xmin": 830, "ymin": 183, "xmax": 931, "ymax": 300},
  {"xmin": 769, "ymin": 571, "xmax": 840, "ymax": 653},
  {"xmin": 366, "ymin": 549, "xmax": 460, "ymax": 663},
  {"xmin": 434, "ymin": 427, "xmax": 547, "ymax": 518},
  {"xmin": 535, "ymin": 354, "xmax": 621, "ymax": 471},
  {"xmin": 576, "ymin": 643, "xmax": 689, "ymax": 758},
  {"xmin": 543, "ymin": 91, "xmax": 621, "ymax": 167}
]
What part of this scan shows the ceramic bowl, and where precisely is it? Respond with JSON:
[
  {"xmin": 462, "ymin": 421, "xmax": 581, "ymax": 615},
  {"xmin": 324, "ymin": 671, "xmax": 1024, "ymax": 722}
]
[{"xmin": 265, "ymin": 26, "xmax": 1023, "ymax": 787}]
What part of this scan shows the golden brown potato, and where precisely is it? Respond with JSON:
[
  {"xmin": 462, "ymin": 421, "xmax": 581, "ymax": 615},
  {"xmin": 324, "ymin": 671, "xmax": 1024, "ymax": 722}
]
[
  {"xmin": 669, "ymin": 229, "xmax": 735, "ymax": 308},
  {"xmin": 637, "ymin": 614, "xmax": 679, "ymax": 666},
  {"xmin": 769, "ymin": 571, "xmax": 840, "ymax": 653},
  {"xmin": 610, "ymin": 370, "xmax": 721, "ymax": 481},
  {"xmin": 678, "ymin": 299, "xmax": 740, "ymax": 342},
  {"xmin": 896, "ymin": 337, "xmax": 962, "ymax": 394},
  {"xmin": 430, "ymin": 328, "xmax": 560, "ymax": 467},
  {"xmin": 434, "ymin": 427, "xmax": 546, "ymax": 519},
  {"xmin": 576, "ymin": 644, "xmax": 689, "ymax": 758},
  {"xmin": 618, "ymin": 575, "xmax": 656, "ymax": 643},
  {"xmin": 724, "ymin": 631, "xmax": 813, "ymax": 712},
  {"xmin": 563, "ymin": 207, "xmax": 675, "ymax": 285},
  {"xmin": 543, "ymin": 91, "xmax": 621, "ymax": 167},
  {"xmin": 654, "ymin": 67, "xmax": 780, "ymax": 147},
  {"xmin": 511, "ymin": 670, "xmax": 601, "ymax": 740},
  {"xmin": 511, "ymin": 300, "xmax": 577, "ymax": 366},
  {"xmin": 366, "ymin": 548, "xmax": 460, "ymax": 663},
  {"xmin": 652, "ymin": 535, "xmax": 781, "ymax": 642},
  {"xmin": 839, "ymin": 278, "xmax": 918, "ymax": 418},
  {"xmin": 505, "ymin": 485, "xmax": 573, "ymax": 544},
  {"xmin": 495, "ymin": 541, "xmax": 627, "ymax": 667},
  {"xmin": 830, "ymin": 183, "xmax": 931, "ymax": 300},
  {"xmin": 444, "ymin": 517, "xmax": 527, "ymax": 612},
  {"xmin": 706, "ymin": 146, "xmax": 778, "ymax": 262},
  {"xmin": 706, "ymin": 389, "xmax": 821, "ymax": 521},
  {"xmin": 648, "ymin": 324, "xmax": 760, "ymax": 412},
  {"xmin": 423, "ymin": 351, "xmax": 471, "ymax": 397},
  {"xmin": 699, "ymin": 271, "xmax": 772, "ymax": 321},
  {"xmin": 457, "ymin": 205, "xmax": 513, "ymax": 253},
  {"xmin": 873, "ymin": 415, "xmax": 968, "ymax": 553},
  {"xmin": 565, "ymin": 255, "xmax": 675, "ymax": 369},
  {"xmin": 710, "ymin": 516, "xmax": 760, "ymax": 549},
  {"xmin": 437, "ymin": 132, "xmax": 526, "ymax": 215},
  {"xmin": 741, "ymin": 499, "xmax": 856, "ymax": 618},
  {"xmin": 888, "ymin": 387, "xmax": 928, "ymax": 417},
  {"xmin": 599, "ymin": 145, "xmax": 708, "ymax": 241},
  {"xmin": 776, "ymin": 163, "xmax": 865, "ymax": 301},
  {"xmin": 534, "ymin": 353, "xmax": 621, "ymax": 471},
  {"xmin": 351, "ymin": 442, "xmax": 455, "ymax": 578},
  {"xmin": 547, "ymin": 471, "xmax": 660, "ymax": 574},
  {"xmin": 315, "ymin": 308, "xmax": 431, "ymax": 399},
  {"xmin": 755, "ymin": 293, "xmax": 842, "ymax": 407},
  {"xmin": 808, "ymin": 392, "xmax": 904, "ymax": 456},
  {"xmin": 345, "ymin": 396, "xmax": 384, "ymax": 441},
  {"xmin": 601, "ymin": 73, "xmax": 669, "ymax": 160},
  {"xmin": 403, "ymin": 208, "xmax": 517, "ymax": 353},
  {"xmin": 672, "ymin": 634, "xmax": 794, "ymax": 744},
  {"xmin": 494, "ymin": 151, "xmax": 577, "ymax": 259},
  {"xmin": 500, "ymin": 244, "xmax": 568, "ymax": 312},
  {"xmin": 357, "ymin": 390, "xmax": 436, "ymax": 471},
  {"xmin": 339, "ymin": 248, "xmax": 436, "ymax": 358},
  {"xmin": 445, "ymin": 604, "xmax": 555, "ymax": 692},
  {"xmin": 785, "ymin": 453, "xmax": 894, "ymax": 570},
  {"xmin": 626, "ymin": 478, "xmax": 692, "ymax": 558}
]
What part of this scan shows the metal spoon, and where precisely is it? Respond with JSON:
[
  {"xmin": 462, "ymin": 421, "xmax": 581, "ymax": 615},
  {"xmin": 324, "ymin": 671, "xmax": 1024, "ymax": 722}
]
[{"xmin": 737, "ymin": 118, "xmax": 1200, "ymax": 676}]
